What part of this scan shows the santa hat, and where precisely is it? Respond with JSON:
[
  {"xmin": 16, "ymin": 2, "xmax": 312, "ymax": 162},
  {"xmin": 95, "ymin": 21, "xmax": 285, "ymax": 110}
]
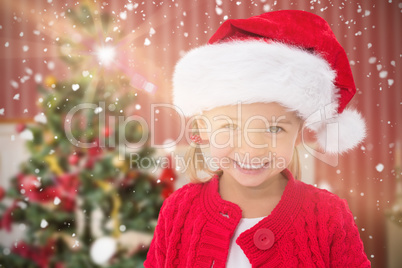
[{"xmin": 173, "ymin": 10, "xmax": 366, "ymax": 154}]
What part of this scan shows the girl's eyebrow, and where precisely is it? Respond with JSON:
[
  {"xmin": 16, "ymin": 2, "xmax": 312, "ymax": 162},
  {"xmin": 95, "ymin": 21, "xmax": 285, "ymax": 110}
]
[
  {"xmin": 213, "ymin": 116, "xmax": 238, "ymax": 121},
  {"xmin": 214, "ymin": 118, "xmax": 293, "ymax": 125},
  {"xmin": 271, "ymin": 120, "xmax": 292, "ymax": 124}
]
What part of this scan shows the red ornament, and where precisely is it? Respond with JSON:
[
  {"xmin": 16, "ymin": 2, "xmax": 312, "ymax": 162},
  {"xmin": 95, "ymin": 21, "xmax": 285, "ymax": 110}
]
[
  {"xmin": 85, "ymin": 157, "xmax": 95, "ymax": 169},
  {"xmin": 103, "ymin": 127, "xmax": 111, "ymax": 137},
  {"xmin": 158, "ymin": 155, "xmax": 177, "ymax": 199},
  {"xmin": 12, "ymin": 239, "xmax": 56, "ymax": 268},
  {"xmin": 19, "ymin": 174, "xmax": 40, "ymax": 192},
  {"xmin": 0, "ymin": 186, "xmax": 4, "ymax": 200},
  {"xmin": 0, "ymin": 201, "xmax": 18, "ymax": 232},
  {"xmin": 55, "ymin": 173, "xmax": 79, "ymax": 212},
  {"xmin": 88, "ymin": 138, "xmax": 102, "ymax": 156},
  {"xmin": 15, "ymin": 123, "xmax": 26, "ymax": 133},
  {"xmin": 68, "ymin": 154, "xmax": 80, "ymax": 165}
]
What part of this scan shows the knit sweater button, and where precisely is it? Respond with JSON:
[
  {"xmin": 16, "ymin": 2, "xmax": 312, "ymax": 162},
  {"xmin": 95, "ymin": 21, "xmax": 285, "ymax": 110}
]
[{"xmin": 253, "ymin": 228, "xmax": 275, "ymax": 250}]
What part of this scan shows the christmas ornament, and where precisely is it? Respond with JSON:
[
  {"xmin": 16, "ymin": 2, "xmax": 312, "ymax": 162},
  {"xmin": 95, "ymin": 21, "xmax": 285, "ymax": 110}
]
[
  {"xmin": 34, "ymin": 113, "xmax": 47, "ymax": 124},
  {"xmin": 44, "ymin": 75, "xmax": 57, "ymax": 88},
  {"xmin": 96, "ymin": 180, "xmax": 122, "ymax": 237},
  {"xmin": 112, "ymin": 155, "xmax": 126, "ymax": 169},
  {"xmin": 19, "ymin": 129, "xmax": 34, "ymax": 141},
  {"xmin": 0, "ymin": 201, "xmax": 18, "ymax": 232},
  {"xmin": 12, "ymin": 239, "xmax": 56, "ymax": 268},
  {"xmin": 85, "ymin": 157, "xmax": 95, "ymax": 170},
  {"xmin": 121, "ymin": 170, "xmax": 140, "ymax": 187},
  {"xmin": 43, "ymin": 130, "xmax": 55, "ymax": 145},
  {"xmin": 56, "ymin": 173, "xmax": 79, "ymax": 212},
  {"xmin": 117, "ymin": 230, "xmax": 153, "ymax": 256},
  {"xmin": 45, "ymin": 155, "xmax": 64, "ymax": 176},
  {"xmin": 68, "ymin": 154, "xmax": 80, "ymax": 166},
  {"xmin": 0, "ymin": 186, "xmax": 5, "ymax": 201},
  {"xmin": 158, "ymin": 155, "xmax": 177, "ymax": 199},
  {"xmin": 90, "ymin": 236, "xmax": 117, "ymax": 265},
  {"xmin": 15, "ymin": 123, "xmax": 26, "ymax": 133},
  {"xmin": 88, "ymin": 138, "xmax": 103, "ymax": 156},
  {"xmin": 19, "ymin": 174, "xmax": 41, "ymax": 192},
  {"xmin": 103, "ymin": 127, "xmax": 111, "ymax": 137}
]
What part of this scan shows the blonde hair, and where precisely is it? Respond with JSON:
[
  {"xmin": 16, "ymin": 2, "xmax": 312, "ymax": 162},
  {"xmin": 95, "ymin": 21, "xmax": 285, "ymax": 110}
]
[{"xmin": 184, "ymin": 121, "xmax": 301, "ymax": 183}]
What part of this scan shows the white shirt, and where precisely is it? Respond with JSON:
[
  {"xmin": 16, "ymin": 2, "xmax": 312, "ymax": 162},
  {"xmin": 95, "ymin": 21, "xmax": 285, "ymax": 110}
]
[{"xmin": 226, "ymin": 216, "xmax": 265, "ymax": 267}]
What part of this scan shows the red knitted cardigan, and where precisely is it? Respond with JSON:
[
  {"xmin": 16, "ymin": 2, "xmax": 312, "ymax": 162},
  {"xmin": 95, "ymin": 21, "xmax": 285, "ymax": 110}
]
[{"xmin": 144, "ymin": 169, "xmax": 371, "ymax": 267}]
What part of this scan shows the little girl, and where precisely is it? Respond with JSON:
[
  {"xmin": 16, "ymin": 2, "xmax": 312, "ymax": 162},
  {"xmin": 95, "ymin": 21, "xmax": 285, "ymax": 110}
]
[{"xmin": 144, "ymin": 10, "xmax": 370, "ymax": 267}]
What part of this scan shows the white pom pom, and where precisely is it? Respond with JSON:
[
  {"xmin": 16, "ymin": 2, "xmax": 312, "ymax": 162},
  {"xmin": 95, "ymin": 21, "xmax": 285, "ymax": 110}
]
[
  {"xmin": 90, "ymin": 236, "xmax": 117, "ymax": 265},
  {"xmin": 316, "ymin": 108, "xmax": 366, "ymax": 154}
]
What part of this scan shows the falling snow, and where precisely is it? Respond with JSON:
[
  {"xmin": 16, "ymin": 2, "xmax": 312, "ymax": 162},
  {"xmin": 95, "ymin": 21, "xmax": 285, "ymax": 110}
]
[
  {"xmin": 40, "ymin": 219, "xmax": 49, "ymax": 228},
  {"xmin": 144, "ymin": 38, "xmax": 151, "ymax": 46},
  {"xmin": 34, "ymin": 74, "xmax": 43, "ymax": 83},
  {"xmin": 10, "ymin": 80, "xmax": 19, "ymax": 89},
  {"xmin": 54, "ymin": 197, "xmax": 61, "ymax": 205},
  {"xmin": 19, "ymin": 129, "xmax": 34, "ymax": 140},
  {"xmin": 47, "ymin": 61, "xmax": 55, "ymax": 70},
  {"xmin": 375, "ymin": 163, "xmax": 384, "ymax": 172},
  {"xmin": 368, "ymin": 57, "xmax": 376, "ymax": 64},
  {"xmin": 34, "ymin": 113, "xmax": 47, "ymax": 124},
  {"xmin": 120, "ymin": 11, "xmax": 127, "ymax": 20},
  {"xmin": 94, "ymin": 107, "xmax": 103, "ymax": 114},
  {"xmin": 379, "ymin": 70, "xmax": 388, "ymax": 78}
]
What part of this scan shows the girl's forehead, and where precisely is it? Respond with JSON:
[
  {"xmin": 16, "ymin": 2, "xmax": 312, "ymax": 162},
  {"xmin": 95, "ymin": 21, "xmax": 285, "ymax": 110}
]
[{"xmin": 202, "ymin": 102, "xmax": 296, "ymax": 118}]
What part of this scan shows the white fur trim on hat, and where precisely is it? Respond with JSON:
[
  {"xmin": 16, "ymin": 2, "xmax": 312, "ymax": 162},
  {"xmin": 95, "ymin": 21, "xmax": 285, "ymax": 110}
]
[
  {"xmin": 315, "ymin": 108, "xmax": 367, "ymax": 154},
  {"xmin": 173, "ymin": 40, "xmax": 337, "ymax": 119}
]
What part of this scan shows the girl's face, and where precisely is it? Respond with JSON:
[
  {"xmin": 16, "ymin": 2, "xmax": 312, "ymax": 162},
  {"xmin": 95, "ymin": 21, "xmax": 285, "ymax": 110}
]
[{"xmin": 197, "ymin": 102, "xmax": 302, "ymax": 188}]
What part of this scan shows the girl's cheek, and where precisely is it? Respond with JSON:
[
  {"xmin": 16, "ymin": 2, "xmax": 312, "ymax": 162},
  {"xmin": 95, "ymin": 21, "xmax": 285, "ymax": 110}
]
[
  {"xmin": 275, "ymin": 145, "xmax": 296, "ymax": 164},
  {"xmin": 212, "ymin": 132, "xmax": 235, "ymax": 147}
]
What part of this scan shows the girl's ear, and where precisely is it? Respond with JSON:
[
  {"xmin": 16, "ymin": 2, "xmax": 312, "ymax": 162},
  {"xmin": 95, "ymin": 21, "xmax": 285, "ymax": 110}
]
[{"xmin": 294, "ymin": 121, "xmax": 304, "ymax": 146}]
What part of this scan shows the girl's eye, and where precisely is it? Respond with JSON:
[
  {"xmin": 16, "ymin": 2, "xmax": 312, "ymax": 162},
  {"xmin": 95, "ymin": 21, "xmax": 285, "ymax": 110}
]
[
  {"xmin": 266, "ymin": 126, "xmax": 283, "ymax": 133},
  {"xmin": 223, "ymin": 124, "xmax": 238, "ymax": 130}
]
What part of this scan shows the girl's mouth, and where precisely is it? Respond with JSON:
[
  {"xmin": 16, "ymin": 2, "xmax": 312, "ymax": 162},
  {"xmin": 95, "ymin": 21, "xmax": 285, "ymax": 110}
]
[{"xmin": 234, "ymin": 160, "xmax": 270, "ymax": 174}]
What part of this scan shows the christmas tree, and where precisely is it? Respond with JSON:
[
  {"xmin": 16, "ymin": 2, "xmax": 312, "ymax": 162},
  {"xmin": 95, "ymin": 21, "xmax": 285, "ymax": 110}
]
[{"xmin": 0, "ymin": 2, "xmax": 173, "ymax": 267}]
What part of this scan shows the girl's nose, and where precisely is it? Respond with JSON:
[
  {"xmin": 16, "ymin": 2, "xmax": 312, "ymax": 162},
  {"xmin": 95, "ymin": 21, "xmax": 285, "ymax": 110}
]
[{"xmin": 237, "ymin": 131, "xmax": 269, "ymax": 156}]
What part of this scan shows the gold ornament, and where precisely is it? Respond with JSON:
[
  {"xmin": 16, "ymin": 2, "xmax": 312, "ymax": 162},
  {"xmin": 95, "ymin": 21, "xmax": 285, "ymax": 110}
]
[
  {"xmin": 118, "ymin": 231, "xmax": 153, "ymax": 256},
  {"xmin": 43, "ymin": 131, "xmax": 54, "ymax": 145},
  {"xmin": 112, "ymin": 155, "xmax": 126, "ymax": 169},
  {"xmin": 96, "ymin": 181, "xmax": 122, "ymax": 238},
  {"xmin": 44, "ymin": 155, "xmax": 64, "ymax": 176},
  {"xmin": 44, "ymin": 75, "xmax": 57, "ymax": 88}
]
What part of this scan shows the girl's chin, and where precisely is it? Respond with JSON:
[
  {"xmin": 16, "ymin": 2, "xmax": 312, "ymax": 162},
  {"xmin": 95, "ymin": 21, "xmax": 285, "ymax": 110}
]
[
  {"xmin": 226, "ymin": 168, "xmax": 273, "ymax": 188},
  {"xmin": 233, "ymin": 178, "xmax": 265, "ymax": 188}
]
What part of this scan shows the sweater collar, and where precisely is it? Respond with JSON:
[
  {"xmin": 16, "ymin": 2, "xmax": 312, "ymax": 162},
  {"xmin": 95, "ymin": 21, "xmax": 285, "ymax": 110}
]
[{"xmin": 201, "ymin": 168, "xmax": 305, "ymax": 236}]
